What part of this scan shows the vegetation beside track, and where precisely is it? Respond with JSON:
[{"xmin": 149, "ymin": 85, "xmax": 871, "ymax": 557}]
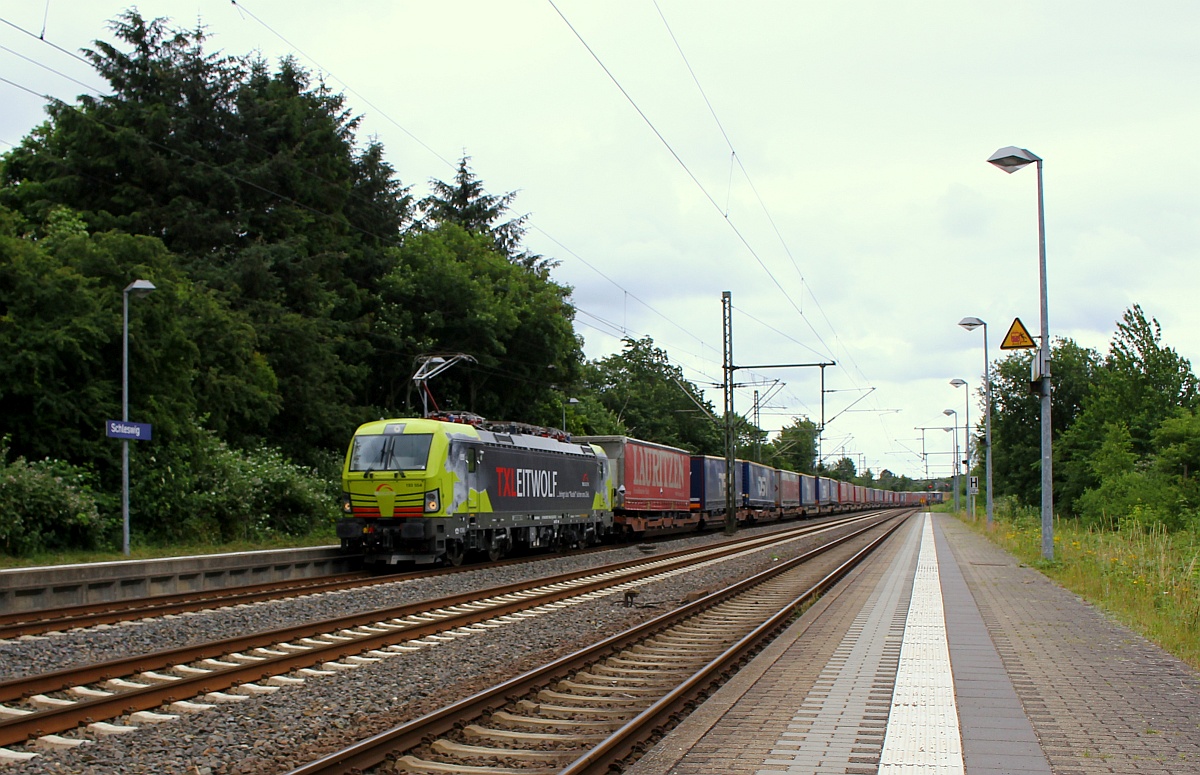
[{"xmin": 958, "ymin": 505, "xmax": 1200, "ymax": 671}]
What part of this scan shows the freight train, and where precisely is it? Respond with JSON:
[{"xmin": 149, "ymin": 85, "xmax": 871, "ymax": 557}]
[{"xmin": 336, "ymin": 413, "xmax": 931, "ymax": 567}]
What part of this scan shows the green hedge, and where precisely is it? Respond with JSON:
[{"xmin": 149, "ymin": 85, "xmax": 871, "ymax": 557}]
[
  {"xmin": 0, "ymin": 439, "xmax": 111, "ymax": 556},
  {"xmin": 135, "ymin": 426, "xmax": 340, "ymax": 546}
]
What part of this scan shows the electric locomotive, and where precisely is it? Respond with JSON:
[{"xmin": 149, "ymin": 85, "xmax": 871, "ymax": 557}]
[{"xmin": 338, "ymin": 414, "xmax": 614, "ymax": 566}]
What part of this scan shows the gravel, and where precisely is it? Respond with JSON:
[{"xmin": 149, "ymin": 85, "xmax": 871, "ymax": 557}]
[{"xmin": 2, "ymin": 519, "xmax": 849, "ymax": 774}]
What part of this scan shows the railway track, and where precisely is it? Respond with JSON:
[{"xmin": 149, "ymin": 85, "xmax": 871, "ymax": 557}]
[
  {"xmin": 0, "ymin": 522, "xmax": 765, "ymax": 639},
  {"xmin": 0, "ymin": 571, "xmax": 370, "ymax": 640},
  {"xmin": 283, "ymin": 510, "xmax": 912, "ymax": 774},
  {"xmin": 0, "ymin": 512, "xmax": 895, "ymax": 760}
]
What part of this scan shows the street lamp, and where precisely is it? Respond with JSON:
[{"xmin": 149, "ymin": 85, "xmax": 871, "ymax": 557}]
[
  {"xmin": 959, "ymin": 316, "xmax": 994, "ymax": 528},
  {"xmin": 943, "ymin": 410, "xmax": 958, "ymax": 512},
  {"xmin": 122, "ymin": 279, "xmax": 156, "ymax": 556},
  {"xmin": 562, "ymin": 397, "xmax": 579, "ymax": 435},
  {"xmin": 988, "ymin": 145, "xmax": 1053, "ymax": 560},
  {"xmin": 950, "ymin": 378, "xmax": 973, "ymax": 520}
]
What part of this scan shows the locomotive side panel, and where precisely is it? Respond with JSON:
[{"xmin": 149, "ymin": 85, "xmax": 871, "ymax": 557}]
[{"xmin": 467, "ymin": 443, "xmax": 598, "ymax": 516}]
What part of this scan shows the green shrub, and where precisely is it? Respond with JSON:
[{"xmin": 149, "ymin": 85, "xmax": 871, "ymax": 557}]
[
  {"xmin": 1075, "ymin": 470, "xmax": 1179, "ymax": 531},
  {"xmin": 0, "ymin": 439, "xmax": 111, "ymax": 556},
  {"xmin": 136, "ymin": 425, "xmax": 337, "ymax": 545}
]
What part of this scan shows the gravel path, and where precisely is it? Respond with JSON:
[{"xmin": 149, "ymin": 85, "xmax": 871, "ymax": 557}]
[{"xmin": 3, "ymin": 519, "xmax": 853, "ymax": 774}]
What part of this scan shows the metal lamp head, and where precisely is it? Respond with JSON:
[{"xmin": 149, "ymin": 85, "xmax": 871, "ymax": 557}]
[
  {"xmin": 987, "ymin": 146, "xmax": 1041, "ymax": 173},
  {"xmin": 950, "ymin": 378, "xmax": 967, "ymax": 389},
  {"xmin": 124, "ymin": 279, "xmax": 156, "ymax": 296},
  {"xmin": 943, "ymin": 409, "xmax": 956, "ymax": 417},
  {"xmin": 958, "ymin": 316, "xmax": 985, "ymax": 331}
]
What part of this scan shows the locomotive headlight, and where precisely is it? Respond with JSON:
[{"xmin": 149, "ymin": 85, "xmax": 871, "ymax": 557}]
[
  {"xmin": 424, "ymin": 489, "xmax": 441, "ymax": 513},
  {"xmin": 341, "ymin": 494, "xmax": 352, "ymax": 513}
]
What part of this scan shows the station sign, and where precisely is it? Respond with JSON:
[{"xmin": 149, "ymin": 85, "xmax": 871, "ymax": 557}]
[
  {"xmin": 106, "ymin": 420, "xmax": 153, "ymax": 441},
  {"xmin": 969, "ymin": 475, "xmax": 979, "ymax": 494}
]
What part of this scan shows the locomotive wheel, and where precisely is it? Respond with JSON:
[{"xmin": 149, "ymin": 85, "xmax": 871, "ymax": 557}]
[
  {"xmin": 486, "ymin": 541, "xmax": 508, "ymax": 562},
  {"xmin": 443, "ymin": 540, "xmax": 465, "ymax": 567}
]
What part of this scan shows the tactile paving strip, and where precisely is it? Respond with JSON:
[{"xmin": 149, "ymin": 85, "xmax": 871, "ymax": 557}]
[{"xmin": 878, "ymin": 515, "xmax": 964, "ymax": 773}]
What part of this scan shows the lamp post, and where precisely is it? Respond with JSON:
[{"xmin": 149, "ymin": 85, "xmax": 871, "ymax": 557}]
[
  {"xmin": 122, "ymin": 279, "xmax": 156, "ymax": 556},
  {"xmin": 943, "ymin": 410, "xmax": 958, "ymax": 512},
  {"xmin": 959, "ymin": 316, "xmax": 993, "ymax": 528},
  {"xmin": 562, "ymin": 397, "xmax": 579, "ymax": 435},
  {"xmin": 950, "ymin": 378, "xmax": 973, "ymax": 519},
  {"xmin": 988, "ymin": 146, "xmax": 1052, "ymax": 560}
]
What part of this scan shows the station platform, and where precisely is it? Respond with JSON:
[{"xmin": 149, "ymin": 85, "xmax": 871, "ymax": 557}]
[{"xmin": 627, "ymin": 512, "xmax": 1200, "ymax": 775}]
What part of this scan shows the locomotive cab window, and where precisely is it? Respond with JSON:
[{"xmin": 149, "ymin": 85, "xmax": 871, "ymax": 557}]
[{"xmin": 350, "ymin": 434, "xmax": 433, "ymax": 472}]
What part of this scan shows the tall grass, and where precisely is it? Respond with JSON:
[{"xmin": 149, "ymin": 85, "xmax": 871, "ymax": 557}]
[{"xmin": 964, "ymin": 499, "xmax": 1200, "ymax": 669}]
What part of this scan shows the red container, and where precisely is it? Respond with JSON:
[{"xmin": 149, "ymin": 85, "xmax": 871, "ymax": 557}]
[{"xmin": 577, "ymin": 436, "xmax": 691, "ymax": 512}]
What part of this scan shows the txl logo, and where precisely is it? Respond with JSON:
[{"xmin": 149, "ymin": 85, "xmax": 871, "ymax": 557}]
[{"xmin": 496, "ymin": 467, "xmax": 517, "ymax": 497}]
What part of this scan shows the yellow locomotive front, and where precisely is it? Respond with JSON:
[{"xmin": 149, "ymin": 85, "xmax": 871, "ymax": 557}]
[{"xmin": 337, "ymin": 418, "xmax": 453, "ymax": 564}]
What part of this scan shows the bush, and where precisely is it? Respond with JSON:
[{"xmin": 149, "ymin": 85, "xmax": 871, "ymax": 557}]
[
  {"xmin": 136, "ymin": 425, "xmax": 338, "ymax": 545},
  {"xmin": 1075, "ymin": 469, "xmax": 1183, "ymax": 532},
  {"xmin": 0, "ymin": 439, "xmax": 111, "ymax": 556}
]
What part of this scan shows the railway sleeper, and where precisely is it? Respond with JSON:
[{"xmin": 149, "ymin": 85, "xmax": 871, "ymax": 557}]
[
  {"xmin": 394, "ymin": 753, "xmax": 559, "ymax": 775},
  {"xmin": 535, "ymin": 688, "xmax": 655, "ymax": 707},
  {"xmin": 516, "ymin": 699, "xmax": 638, "ymax": 718},
  {"xmin": 553, "ymin": 679, "xmax": 665, "ymax": 696},
  {"xmin": 602, "ymin": 656, "xmax": 697, "ymax": 671},
  {"xmin": 431, "ymin": 738, "xmax": 580, "ymax": 763},
  {"xmin": 590, "ymin": 662, "xmax": 692, "ymax": 678},
  {"xmin": 638, "ymin": 639, "xmax": 725, "ymax": 653},
  {"xmin": 627, "ymin": 644, "xmax": 719, "ymax": 658},
  {"xmin": 566, "ymin": 671, "xmax": 676, "ymax": 687},
  {"xmin": 462, "ymin": 724, "xmax": 608, "ymax": 746},
  {"xmin": 487, "ymin": 710, "xmax": 624, "ymax": 731},
  {"xmin": 648, "ymin": 631, "xmax": 730, "ymax": 643}
]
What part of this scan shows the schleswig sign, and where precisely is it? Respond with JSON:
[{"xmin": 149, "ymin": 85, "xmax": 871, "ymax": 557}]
[{"xmin": 106, "ymin": 420, "xmax": 153, "ymax": 441}]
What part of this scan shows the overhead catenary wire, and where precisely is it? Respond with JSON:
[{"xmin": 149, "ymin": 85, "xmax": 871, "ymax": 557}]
[
  {"xmin": 650, "ymin": 2, "xmax": 886, "ymax": 401},
  {"xmin": 550, "ymin": 0, "xmax": 903, "ymax": 460},
  {"xmin": 546, "ymin": 0, "xmax": 836, "ymax": 357}
]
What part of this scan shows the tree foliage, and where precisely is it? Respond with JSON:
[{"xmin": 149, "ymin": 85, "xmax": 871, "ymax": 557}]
[
  {"xmin": 0, "ymin": 438, "xmax": 108, "ymax": 556},
  {"xmin": 1057, "ymin": 305, "xmax": 1197, "ymax": 514},
  {"xmin": 420, "ymin": 157, "xmax": 529, "ymax": 262},
  {"xmin": 583, "ymin": 337, "xmax": 724, "ymax": 454},
  {"xmin": 0, "ymin": 11, "xmax": 590, "ymax": 553},
  {"xmin": 764, "ymin": 418, "xmax": 818, "ymax": 474},
  {"xmin": 0, "ymin": 11, "xmax": 412, "ymax": 457},
  {"xmin": 374, "ymin": 223, "xmax": 580, "ymax": 420},
  {"xmin": 988, "ymin": 337, "xmax": 1101, "ymax": 508},
  {"xmin": 987, "ymin": 305, "xmax": 1200, "ymax": 531}
]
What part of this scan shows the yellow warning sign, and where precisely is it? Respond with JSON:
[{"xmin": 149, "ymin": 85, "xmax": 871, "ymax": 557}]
[{"xmin": 1000, "ymin": 317, "xmax": 1037, "ymax": 350}]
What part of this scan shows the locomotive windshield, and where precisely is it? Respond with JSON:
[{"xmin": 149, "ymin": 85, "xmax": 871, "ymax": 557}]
[{"xmin": 349, "ymin": 434, "xmax": 433, "ymax": 472}]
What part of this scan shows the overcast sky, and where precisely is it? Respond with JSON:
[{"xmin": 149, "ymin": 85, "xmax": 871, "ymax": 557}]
[{"xmin": 3, "ymin": 1, "xmax": 1197, "ymax": 480}]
